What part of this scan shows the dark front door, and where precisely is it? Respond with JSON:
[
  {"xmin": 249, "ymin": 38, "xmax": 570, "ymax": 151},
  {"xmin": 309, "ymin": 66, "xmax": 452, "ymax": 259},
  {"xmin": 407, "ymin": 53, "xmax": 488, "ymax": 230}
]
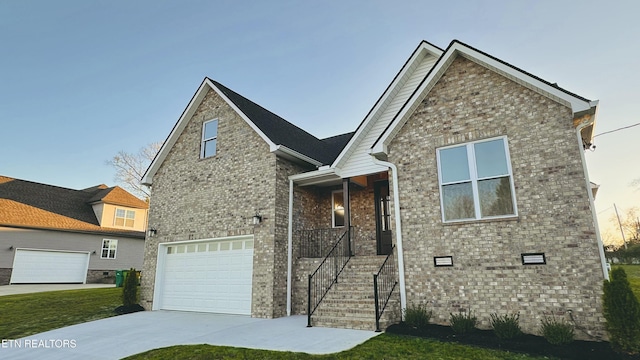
[{"xmin": 375, "ymin": 180, "xmax": 392, "ymax": 255}]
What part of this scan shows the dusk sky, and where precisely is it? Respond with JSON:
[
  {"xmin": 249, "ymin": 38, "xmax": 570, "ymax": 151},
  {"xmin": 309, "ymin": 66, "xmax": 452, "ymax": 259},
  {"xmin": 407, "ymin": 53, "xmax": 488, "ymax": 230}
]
[{"xmin": 1, "ymin": 1, "xmax": 638, "ymax": 245}]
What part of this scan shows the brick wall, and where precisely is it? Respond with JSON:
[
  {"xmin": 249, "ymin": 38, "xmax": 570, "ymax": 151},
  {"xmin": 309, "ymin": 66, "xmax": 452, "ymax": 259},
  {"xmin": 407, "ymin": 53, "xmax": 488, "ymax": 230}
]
[
  {"xmin": 387, "ymin": 56, "xmax": 606, "ymax": 339},
  {"xmin": 141, "ymin": 87, "xmax": 290, "ymax": 318},
  {"xmin": 0, "ymin": 268, "xmax": 11, "ymax": 285}
]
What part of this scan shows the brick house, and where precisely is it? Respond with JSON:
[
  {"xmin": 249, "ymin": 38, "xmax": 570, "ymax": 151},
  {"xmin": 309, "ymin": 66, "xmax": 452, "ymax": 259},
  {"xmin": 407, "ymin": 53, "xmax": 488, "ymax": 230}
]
[{"xmin": 140, "ymin": 40, "xmax": 608, "ymax": 338}]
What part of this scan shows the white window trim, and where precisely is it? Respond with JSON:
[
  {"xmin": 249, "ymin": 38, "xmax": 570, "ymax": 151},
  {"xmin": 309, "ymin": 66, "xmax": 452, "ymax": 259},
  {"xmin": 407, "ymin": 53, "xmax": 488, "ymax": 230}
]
[
  {"xmin": 436, "ymin": 136, "xmax": 518, "ymax": 223},
  {"xmin": 331, "ymin": 190, "xmax": 345, "ymax": 228},
  {"xmin": 200, "ymin": 119, "xmax": 219, "ymax": 159},
  {"xmin": 101, "ymin": 239, "xmax": 118, "ymax": 259},
  {"xmin": 114, "ymin": 208, "xmax": 135, "ymax": 228}
]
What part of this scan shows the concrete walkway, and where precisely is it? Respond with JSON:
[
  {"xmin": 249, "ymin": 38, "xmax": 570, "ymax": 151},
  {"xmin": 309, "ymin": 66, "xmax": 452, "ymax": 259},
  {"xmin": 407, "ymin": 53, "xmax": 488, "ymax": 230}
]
[
  {"xmin": 0, "ymin": 284, "xmax": 114, "ymax": 296},
  {"xmin": 0, "ymin": 311, "xmax": 380, "ymax": 360}
]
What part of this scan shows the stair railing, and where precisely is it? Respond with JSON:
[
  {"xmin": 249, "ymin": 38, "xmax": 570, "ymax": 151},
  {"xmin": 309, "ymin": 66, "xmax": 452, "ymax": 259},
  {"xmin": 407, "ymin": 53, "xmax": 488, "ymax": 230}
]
[
  {"xmin": 307, "ymin": 226, "xmax": 353, "ymax": 327},
  {"xmin": 373, "ymin": 244, "xmax": 397, "ymax": 332}
]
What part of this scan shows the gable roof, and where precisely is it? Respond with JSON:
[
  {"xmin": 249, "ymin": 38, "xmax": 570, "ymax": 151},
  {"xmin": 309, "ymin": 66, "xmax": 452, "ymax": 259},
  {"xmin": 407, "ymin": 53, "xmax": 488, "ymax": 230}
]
[
  {"xmin": 371, "ymin": 40, "xmax": 598, "ymax": 155},
  {"xmin": 0, "ymin": 175, "xmax": 146, "ymax": 238},
  {"xmin": 142, "ymin": 79, "xmax": 345, "ymax": 185}
]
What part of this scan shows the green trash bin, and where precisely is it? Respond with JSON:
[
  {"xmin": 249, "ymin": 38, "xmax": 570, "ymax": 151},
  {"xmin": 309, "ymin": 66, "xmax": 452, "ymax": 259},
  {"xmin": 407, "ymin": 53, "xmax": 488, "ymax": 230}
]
[{"xmin": 115, "ymin": 270, "xmax": 125, "ymax": 287}]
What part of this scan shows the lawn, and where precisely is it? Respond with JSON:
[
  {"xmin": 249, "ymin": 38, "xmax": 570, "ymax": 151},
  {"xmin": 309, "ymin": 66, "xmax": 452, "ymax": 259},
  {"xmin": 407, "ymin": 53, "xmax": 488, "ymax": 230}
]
[
  {"xmin": 614, "ymin": 264, "xmax": 640, "ymax": 299},
  {"xmin": 0, "ymin": 287, "xmax": 121, "ymax": 339},
  {"xmin": 124, "ymin": 333, "xmax": 547, "ymax": 360}
]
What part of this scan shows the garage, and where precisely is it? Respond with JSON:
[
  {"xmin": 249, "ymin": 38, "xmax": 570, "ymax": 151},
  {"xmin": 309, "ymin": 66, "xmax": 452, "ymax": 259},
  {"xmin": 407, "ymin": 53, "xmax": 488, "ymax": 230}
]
[
  {"xmin": 10, "ymin": 248, "xmax": 90, "ymax": 284},
  {"xmin": 154, "ymin": 236, "xmax": 254, "ymax": 315}
]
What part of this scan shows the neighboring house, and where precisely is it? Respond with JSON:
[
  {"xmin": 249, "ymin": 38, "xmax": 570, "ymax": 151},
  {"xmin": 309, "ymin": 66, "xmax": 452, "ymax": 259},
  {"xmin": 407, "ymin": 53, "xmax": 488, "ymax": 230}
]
[
  {"xmin": 0, "ymin": 176, "xmax": 148, "ymax": 285},
  {"xmin": 141, "ymin": 40, "xmax": 608, "ymax": 339}
]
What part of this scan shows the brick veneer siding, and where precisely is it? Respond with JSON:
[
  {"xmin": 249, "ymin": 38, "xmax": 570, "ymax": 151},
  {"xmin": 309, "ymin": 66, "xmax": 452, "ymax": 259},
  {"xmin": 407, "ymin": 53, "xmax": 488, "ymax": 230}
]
[
  {"xmin": 141, "ymin": 87, "xmax": 302, "ymax": 318},
  {"xmin": 387, "ymin": 56, "xmax": 606, "ymax": 339},
  {"xmin": 0, "ymin": 268, "xmax": 11, "ymax": 285}
]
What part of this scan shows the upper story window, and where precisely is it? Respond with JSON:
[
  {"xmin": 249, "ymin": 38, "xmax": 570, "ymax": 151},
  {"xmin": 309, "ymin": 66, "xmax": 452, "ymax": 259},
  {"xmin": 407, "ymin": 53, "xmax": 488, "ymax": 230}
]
[
  {"xmin": 201, "ymin": 119, "xmax": 218, "ymax": 158},
  {"xmin": 332, "ymin": 190, "xmax": 345, "ymax": 227},
  {"xmin": 101, "ymin": 239, "xmax": 117, "ymax": 259},
  {"xmin": 436, "ymin": 136, "xmax": 517, "ymax": 222},
  {"xmin": 114, "ymin": 208, "xmax": 135, "ymax": 228}
]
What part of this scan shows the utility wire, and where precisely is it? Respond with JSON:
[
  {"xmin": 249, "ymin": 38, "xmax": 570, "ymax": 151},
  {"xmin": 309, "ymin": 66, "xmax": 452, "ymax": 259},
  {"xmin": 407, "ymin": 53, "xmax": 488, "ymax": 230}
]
[{"xmin": 593, "ymin": 122, "xmax": 640, "ymax": 138}]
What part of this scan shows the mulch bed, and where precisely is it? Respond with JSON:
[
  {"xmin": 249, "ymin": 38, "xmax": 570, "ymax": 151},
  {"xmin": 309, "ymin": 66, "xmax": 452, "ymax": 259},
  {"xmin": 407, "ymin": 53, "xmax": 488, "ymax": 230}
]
[
  {"xmin": 114, "ymin": 304, "xmax": 145, "ymax": 315},
  {"xmin": 386, "ymin": 323, "xmax": 640, "ymax": 360}
]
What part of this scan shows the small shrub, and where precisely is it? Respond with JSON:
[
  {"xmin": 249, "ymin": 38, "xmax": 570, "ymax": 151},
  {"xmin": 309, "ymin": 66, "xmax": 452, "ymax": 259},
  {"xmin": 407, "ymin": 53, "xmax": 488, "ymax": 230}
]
[
  {"xmin": 540, "ymin": 316, "xmax": 574, "ymax": 345},
  {"xmin": 603, "ymin": 267, "xmax": 640, "ymax": 353},
  {"xmin": 450, "ymin": 310, "xmax": 477, "ymax": 335},
  {"xmin": 490, "ymin": 313, "xmax": 522, "ymax": 340},
  {"xmin": 123, "ymin": 268, "xmax": 139, "ymax": 307},
  {"xmin": 403, "ymin": 303, "xmax": 432, "ymax": 329}
]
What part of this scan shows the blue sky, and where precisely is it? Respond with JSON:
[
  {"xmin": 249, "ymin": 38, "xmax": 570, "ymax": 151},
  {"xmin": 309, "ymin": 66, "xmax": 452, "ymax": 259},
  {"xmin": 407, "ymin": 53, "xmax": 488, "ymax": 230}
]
[{"xmin": 1, "ymin": 1, "xmax": 639, "ymax": 244}]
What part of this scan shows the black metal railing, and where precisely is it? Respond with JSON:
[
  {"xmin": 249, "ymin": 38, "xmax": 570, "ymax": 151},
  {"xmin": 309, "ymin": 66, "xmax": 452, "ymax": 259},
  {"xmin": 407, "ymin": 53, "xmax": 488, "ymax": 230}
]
[
  {"xmin": 298, "ymin": 227, "xmax": 346, "ymax": 258},
  {"xmin": 307, "ymin": 227, "xmax": 353, "ymax": 327},
  {"xmin": 373, "ymin": 244, "xmax": 397, "ymax": 332}
]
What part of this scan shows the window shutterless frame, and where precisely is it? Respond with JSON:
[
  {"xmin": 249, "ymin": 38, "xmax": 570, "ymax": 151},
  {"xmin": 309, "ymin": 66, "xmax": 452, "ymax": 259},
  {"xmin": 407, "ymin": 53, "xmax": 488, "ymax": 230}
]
[
  {"xmin": 331, "ymin": 190, "xmax": 345, "ymax": 228},
  {"xmin": 201, "ymin": 119, "xmax": 218, "ymax": 159},
  {"xmin": 101, "ymin": 239, "xmax": 118, "ymax": 259},
  {"xmin": 436, "ymin": 136, "xmax": 518, "ymax": 223}
]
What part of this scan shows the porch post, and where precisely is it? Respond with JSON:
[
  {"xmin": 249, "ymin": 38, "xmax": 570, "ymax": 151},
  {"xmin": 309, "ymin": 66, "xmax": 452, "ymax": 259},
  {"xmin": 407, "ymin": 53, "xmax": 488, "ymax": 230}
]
[
  {"xmin": 342, "ymin": 178, "xmax": 351, "ymax": 254},
  {"xmin": 286, "ymin": 178, "xmax": 294, "ymax": 316}
]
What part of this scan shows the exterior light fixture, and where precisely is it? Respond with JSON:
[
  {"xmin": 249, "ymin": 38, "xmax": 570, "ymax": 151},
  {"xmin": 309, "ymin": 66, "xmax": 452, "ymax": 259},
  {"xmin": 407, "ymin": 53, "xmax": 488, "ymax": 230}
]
[
  {"xmin": 8, "ymin": 245, "xmax": 13, "ymax": 250},
  {"xmin": 147, "ymin": 227, "xmax": 157, "ymax": 238},
  {"xmin": 252, "ymin": 214, "xmax": 262, "ymax": 225}
]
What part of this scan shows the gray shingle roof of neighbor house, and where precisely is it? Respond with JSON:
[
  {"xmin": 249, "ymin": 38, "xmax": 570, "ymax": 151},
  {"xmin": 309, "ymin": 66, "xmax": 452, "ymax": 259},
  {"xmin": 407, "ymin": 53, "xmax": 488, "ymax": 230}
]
[
  {"xmin": 0, "ymin": 175, "xmax": 146, "ymax": 238},
  {"xmin": 210, "ymin": 80, "xmax": 352, "ymax": 165}
]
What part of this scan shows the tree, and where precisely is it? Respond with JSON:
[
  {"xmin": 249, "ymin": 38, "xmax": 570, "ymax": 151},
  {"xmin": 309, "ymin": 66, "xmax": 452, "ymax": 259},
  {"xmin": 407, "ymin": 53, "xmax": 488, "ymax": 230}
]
[
  {"xmin": 106, "ymin": 142, "xmax": 161, "ymax": 199},
  {"xmin": 603, "ymin": 268, "xmax": 640, "ymax": 354},
  {"xmin": 609, "ymin": 207, "xmax": 640, "ymax": 248}
]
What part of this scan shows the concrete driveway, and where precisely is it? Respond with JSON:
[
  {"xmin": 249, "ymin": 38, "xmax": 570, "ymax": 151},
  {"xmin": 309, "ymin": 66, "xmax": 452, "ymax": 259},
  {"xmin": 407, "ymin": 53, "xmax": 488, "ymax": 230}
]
[
  {"xmin": 0, "ymin": 311, "xmax": 380, "ymax": 360},
  {"xmin": 0, "ymin": 284, "xmax": 114, "ymax": 296}
]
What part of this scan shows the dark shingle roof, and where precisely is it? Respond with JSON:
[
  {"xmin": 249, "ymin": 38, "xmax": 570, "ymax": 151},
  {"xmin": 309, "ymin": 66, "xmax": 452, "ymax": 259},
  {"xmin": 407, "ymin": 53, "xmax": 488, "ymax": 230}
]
[
  {"xmin": 0, "ymin": 176, "xmax": 146, "ymax": 238},
  {"xmin": 210, "ymin": 79, "xmax": 345, "ymax": 165},
  {"xmin": 320, "ymin": 132, "xmax": 355, "ymax": 164}
]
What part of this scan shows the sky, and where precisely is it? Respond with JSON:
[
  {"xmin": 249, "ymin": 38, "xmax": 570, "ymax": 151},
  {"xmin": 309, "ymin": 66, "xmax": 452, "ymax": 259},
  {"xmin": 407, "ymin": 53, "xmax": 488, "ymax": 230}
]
[{"xmin": 1, "ymin": 0, "xmax": 639, "ymax": 245}]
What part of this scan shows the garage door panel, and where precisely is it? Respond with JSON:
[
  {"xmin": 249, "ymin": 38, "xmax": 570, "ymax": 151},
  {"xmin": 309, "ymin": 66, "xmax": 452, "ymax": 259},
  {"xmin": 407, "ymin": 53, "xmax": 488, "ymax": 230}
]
[
  {"xmin": 10, "ymin": 249, "xmax": 89, "ymax": 284},
  {"xmin": 157, "ymin": 238, "xmax": 253, "ymax": 315}
]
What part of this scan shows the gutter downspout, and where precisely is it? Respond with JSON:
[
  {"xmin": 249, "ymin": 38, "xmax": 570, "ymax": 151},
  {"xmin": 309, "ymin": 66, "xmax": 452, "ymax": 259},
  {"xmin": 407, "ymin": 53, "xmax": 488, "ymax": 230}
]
[
  {"xmin": 370, "ymin": 155, "xmax": 407, "ymax": 314},
  {"xmin": 576, "ymin": 115, "xmax": 609, "ymax": 281},
  {"xmin": 286, "ymin": 179, "xmax": 294, "ymax": 316}
]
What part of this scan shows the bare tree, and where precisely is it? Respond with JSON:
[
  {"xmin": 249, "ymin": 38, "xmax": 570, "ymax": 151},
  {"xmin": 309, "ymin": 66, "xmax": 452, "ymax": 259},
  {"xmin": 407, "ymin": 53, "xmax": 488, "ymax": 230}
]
[
  {"xmin": 609, "ymin": 206, "xmax": 640, "ymax": 249},
  {"xmin": 106, "ymin": 142, "xmax": 162, "ymax": 199}
]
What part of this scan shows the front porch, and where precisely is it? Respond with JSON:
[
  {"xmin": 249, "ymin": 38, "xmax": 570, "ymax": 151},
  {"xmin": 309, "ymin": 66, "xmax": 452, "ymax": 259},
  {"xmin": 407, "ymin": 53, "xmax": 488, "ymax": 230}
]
[{"xmin": 288, "ymin": 171, "xmax": 402, "ymax": 331}]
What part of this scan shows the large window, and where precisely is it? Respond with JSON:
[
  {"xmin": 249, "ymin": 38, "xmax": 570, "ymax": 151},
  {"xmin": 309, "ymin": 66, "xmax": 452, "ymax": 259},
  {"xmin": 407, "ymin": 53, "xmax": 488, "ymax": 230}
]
[
  {"xmin": 437, "ymin": 137, "xmax": 516, "ymax": 222},
  {"xmin": 101, "ymin": 239, "xmax": 118, "ymax": 259},
  {"xmin": 201, "ymin": 119, "xmax": 218, "ymax": 158},
  {"xmin": 332, "ymin": 190, "xmax": 345, "ymax": 227},
  {"xmin": 114, "ymin": 208, "xmax": 135, "ymax": 227}
]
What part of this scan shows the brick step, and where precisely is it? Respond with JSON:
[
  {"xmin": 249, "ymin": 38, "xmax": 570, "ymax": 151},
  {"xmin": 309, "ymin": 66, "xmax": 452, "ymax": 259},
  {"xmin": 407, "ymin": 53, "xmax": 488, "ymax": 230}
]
[{"xmin": 311, "ymin": 316, "xmax": 376, "ymax": 331}]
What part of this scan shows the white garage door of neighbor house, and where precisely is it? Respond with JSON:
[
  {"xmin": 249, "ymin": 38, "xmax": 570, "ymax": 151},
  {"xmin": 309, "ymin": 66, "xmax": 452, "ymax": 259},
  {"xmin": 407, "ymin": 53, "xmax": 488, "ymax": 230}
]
[
  {"xmin": 10, "ymin": 249, "xmax": 90, "ymax": 284},
  {"xmin": 157, "ymin": 237, "xmax": 254, "ymax": 315}
]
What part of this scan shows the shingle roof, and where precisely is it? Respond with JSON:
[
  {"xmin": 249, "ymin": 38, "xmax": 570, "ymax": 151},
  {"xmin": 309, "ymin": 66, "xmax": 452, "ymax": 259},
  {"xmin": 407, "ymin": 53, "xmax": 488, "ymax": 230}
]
[
  {"xmin": 0, "ymin": 176, "xmax": 146, "ymax": 238},
  {"xmin": 210, "ymin": 80, "xmax": 346, "ymax": 165}
]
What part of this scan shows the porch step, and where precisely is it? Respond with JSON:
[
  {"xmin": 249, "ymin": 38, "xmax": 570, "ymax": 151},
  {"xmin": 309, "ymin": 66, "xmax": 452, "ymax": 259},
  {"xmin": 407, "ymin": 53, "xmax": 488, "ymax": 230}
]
[{"xmin": 310, "ymin": 255, "xmax": 401, "ymax": 331}]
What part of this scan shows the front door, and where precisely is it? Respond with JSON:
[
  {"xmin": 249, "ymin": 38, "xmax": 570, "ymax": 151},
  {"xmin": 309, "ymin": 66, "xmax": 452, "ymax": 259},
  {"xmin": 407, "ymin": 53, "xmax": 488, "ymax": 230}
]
[{"xmin": 375, "ymin": 180, "xmax": 392, "ymax": 255}]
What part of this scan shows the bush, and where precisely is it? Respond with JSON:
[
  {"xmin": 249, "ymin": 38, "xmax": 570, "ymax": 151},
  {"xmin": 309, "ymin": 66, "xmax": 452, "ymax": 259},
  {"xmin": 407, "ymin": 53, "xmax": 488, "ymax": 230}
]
[
  {"xmin": 123, "ymin": 268, "xmax": 139, "ymax": 307},
  {"xmin": 603, "ymin": 267, "xmax": 640, "ymax": 353},
  {"xmin": 450, "ymin": 310, "xmax": 477, "ymax": 335},
  {"xmin": 403, "ymin": 303, "xmax": 432, "ymax": 329},
  {"xmin": 490, "ymin": 313, "xmax": 522, "ymax": 340},
  {"xmin": 540, "ymin": 316, "xmax": 574, "ymax": 345}
]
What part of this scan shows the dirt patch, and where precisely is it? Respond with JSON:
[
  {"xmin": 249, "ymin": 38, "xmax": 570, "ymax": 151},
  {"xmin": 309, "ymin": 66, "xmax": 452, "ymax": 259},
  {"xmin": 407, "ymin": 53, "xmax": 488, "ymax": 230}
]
[{"xmin": 386, "ymin": 323, "xmax": 640, "ymax": 360}]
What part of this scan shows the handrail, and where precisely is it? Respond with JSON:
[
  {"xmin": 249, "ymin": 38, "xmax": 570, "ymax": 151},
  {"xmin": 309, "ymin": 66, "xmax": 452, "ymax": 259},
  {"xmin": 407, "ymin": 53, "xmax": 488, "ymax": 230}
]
[
  {"xmin": 374, "ymin": 244, "xmax": 397, "ymax": 332},
  {"xmin": 297, "ymin": 228, "xmax": 345, "ymax": 258},
  {"xmin": 307, "ymin": 226, "xmax": 352, "ymax": 327}
]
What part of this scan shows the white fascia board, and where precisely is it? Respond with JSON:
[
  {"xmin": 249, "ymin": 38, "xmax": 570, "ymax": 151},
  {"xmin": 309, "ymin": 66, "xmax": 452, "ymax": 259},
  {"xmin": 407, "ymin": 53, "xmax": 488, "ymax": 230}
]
[
  {"xmin": 141, "ymin": 80, "xmax": 211, "ymax": 185},
  {"xmin": 371, "ymin": 42, "xmax": 594, "ymax": 156},
  {"xmin": 272, "ymin": 145, "xmax": 323, "ymax": 167},
  {"xmin": 331, "ymin": 42, "xmax": 443, "ymax": 168},
  {"xmin": 288, "ymin": 167, "xmax": 342, "ymax": 186}
]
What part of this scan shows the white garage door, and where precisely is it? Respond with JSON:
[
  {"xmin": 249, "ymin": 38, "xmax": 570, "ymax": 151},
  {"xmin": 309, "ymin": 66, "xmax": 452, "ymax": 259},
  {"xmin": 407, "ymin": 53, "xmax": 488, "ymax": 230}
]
[
  {"xmin": 10, "ymin": 249, "xmax": 89, "ymax": 284},
  {"xmin": 156, "ymin": 236, "xmax": 254, "ymax": 315}
]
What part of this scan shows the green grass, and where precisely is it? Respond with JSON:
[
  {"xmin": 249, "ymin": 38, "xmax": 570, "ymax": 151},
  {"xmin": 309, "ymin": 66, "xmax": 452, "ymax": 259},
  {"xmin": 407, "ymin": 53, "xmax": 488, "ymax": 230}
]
[
  {"xmin": 124, "ymin": 333, "xmax": 548, "ymax": 360},
  {"xmin": 0, "ymin": 287, "xmax": 121, "ymax": 339},
  {"xmin": 613, "ymin": 264, "xmax": 640, "ymax": 299}
]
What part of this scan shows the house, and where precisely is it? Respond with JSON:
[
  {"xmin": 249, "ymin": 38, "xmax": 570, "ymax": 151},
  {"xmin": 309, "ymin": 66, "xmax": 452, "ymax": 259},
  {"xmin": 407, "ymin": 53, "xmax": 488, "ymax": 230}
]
[
  {"xmin": 0, "ymin": 175, "xmax": 148, "ymax": 284},
  {"xmin": 140, "ymin": 40, "xmax": 608, "ymax": 339}
]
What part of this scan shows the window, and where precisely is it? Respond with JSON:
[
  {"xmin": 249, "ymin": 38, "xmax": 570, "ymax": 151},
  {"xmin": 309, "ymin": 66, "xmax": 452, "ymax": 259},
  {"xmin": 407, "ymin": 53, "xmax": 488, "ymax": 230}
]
[
  {"xmin": 332, "ymin": 190, "xmax": 345, "ymax": 227},
  {"xmin": 201, "ymin": 119, "xmax": 218, "ymax": 158},
  {"xmin": 101, "ymin": 239, "xmax": 118, "ymax": 259},
  {"xmin": 114, "ymin": 209, "xmax": 135, "ymax": 227},
  {"xmin": 437, "ymin": 137, "xmax": 516, "ymax": 222}
]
